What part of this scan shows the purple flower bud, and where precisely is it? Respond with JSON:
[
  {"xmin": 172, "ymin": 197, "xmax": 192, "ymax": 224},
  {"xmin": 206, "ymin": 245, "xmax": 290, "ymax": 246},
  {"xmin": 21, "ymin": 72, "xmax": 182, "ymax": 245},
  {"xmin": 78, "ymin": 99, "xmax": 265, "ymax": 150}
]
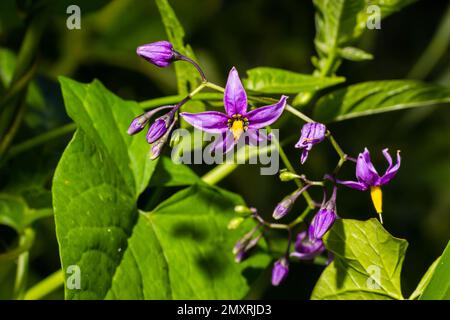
[
  {"xmin": 272, "ymin": 185, "xmax": 310, "ymax": 220},
  {"xmin": 127, "ymin": 113, "xmax": 150, "ymax": 135},
  {"xmin": 146, "ymin": 119, "xmax": 168, "ymax": 144},
  {"xmin": 295, "ymin": 122, "xmax": 326, "ymax": 164},
  {"xmin": 290, "ymin": 231, "xmax": 325, "ymax": 260},
  {"xmin": 149, "ymin": 117, "xmax": 177, "ymax": 160},
  {"xmin": 137, "ymin": 41, "xmax": 175, "ymax": 68},
  {"xmin": 233, "ymin": 233, "xmax": 262, "ymax": 263},
  {"xmin": 308, "ymin": 188, "xmax": 337, "ymax": 240},
  {"xmin": 271, "ymin": 258, "xmax": 289, "ymax": 286}
]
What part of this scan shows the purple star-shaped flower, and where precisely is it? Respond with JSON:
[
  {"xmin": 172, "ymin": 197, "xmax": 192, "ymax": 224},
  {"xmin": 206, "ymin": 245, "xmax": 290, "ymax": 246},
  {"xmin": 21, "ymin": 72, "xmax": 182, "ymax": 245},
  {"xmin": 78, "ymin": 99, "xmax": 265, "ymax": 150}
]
[
  {"xmin": 295, "ymin": 122, "xmax": 327, "ymax": 164},
  {"xmin": 290, "ymin": 231, "xmax": 325, "ymax": 260},
  {"xmin": 180, "ymin": 67, "xmax": 287, "ymax": 153},
  {"xmin": 337, "ymin": 148, "xmax": 401, "ymax": 219}
]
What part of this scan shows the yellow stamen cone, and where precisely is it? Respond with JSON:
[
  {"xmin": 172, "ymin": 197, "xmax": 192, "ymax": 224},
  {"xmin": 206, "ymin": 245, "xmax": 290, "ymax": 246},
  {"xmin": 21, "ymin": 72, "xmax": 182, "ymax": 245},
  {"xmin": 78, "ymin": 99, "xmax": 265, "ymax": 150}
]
[
  {"xmin": 370, "ymin": 186, "xmax": 383, "ymax": 224},
  {"xmin": 231, "ymin": 120, "xmax": 244, "ymax": 140}
]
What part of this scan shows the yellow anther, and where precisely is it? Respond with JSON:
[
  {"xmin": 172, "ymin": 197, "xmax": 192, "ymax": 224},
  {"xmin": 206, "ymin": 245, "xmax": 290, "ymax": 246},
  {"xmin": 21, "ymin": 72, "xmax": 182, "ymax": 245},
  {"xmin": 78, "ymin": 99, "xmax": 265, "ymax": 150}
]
[
  {"xmin": 231, "ymin": 120, "xmax": 244, "ymax": 140},
  {"xmin": 370, "ymin": 186, "xmax": 383, "ymax": 223}
]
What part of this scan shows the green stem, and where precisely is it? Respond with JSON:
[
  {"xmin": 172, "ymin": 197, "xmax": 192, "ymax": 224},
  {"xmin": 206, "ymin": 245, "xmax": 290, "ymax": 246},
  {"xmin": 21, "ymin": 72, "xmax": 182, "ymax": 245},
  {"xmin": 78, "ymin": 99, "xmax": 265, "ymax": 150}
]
[
  {"xmin": 407, "ymin": 2, "xmax": 450, "ymax": 79},
  {"xmin": 327, "ymin": 132, "xmax": 346, "ymax": 160},
  {"xmin": 24, "ymin": 269, "xmax": 64, "ymax": 300},
  {"xmin": 13, "ymin": 228, "xmax": 34, "ymax": 300},
  {"xmin": 2, "ymin": 123, "xmax": 77, "ymax": 163},
  {"xmin": 288, "ymin": 207, "xmax": 312, "ymax": 228}
]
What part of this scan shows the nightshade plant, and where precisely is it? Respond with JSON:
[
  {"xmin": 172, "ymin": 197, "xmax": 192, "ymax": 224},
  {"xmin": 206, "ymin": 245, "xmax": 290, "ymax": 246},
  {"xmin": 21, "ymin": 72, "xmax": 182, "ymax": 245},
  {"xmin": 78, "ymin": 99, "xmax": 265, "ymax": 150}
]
[{"xmin": 1, "ymin": 0, "xmax": 450, "ymax": 301}]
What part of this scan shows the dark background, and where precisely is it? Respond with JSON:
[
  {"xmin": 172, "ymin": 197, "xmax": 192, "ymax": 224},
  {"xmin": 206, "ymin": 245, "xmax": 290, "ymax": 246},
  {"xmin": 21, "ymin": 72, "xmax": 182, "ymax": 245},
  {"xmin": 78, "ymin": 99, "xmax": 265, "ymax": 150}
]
[{"xmin": 0, "ymin": 0, "xmax": 449, "ymax": 299}]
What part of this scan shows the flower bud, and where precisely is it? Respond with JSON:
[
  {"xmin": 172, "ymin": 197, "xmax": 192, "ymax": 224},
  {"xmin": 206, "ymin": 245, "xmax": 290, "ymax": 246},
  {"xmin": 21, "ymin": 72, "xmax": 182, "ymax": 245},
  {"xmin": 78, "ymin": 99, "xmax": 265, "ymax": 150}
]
[
  {"xmin": 127, "ymin": 113, "xmax": 150, "ymax": 135},
  {"xmin": 228, "ymin": 217, "xmax": 245, "ymax": 230},
  {"xmin": 271, "ymin": 258, "xmax": 289, "ymax": 286},
  {"xmin": 136, "ymin": 41, "xmax": 175, "ymax": 68},
  {"xmin": 272, "ymin": 185, "xmax": 309, "ymax": 220},
  {"xmin": 234, "ymin": 205, "xmax": 254, "ymax": 216},
  {"xmin": 279, "ymin": 169, "xmax": 301, "ymax": 182},
  {"xmin": 308, "ymin": 188, "xmax": 337, "ymax": 240},
  {"xmin": 146, "ymin": 119, "xmax": 168, "ymax": 144}
]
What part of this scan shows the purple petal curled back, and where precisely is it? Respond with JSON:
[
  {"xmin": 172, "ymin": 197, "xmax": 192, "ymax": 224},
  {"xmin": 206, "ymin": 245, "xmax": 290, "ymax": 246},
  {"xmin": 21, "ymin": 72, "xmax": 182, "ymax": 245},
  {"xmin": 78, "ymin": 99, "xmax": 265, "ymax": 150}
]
[
  {"xmin": 246, "ymin": 95, "xmax": 287, "ymax": 129},
  {"xmin": 291, "ymin": 231, "xmax": 325, "ymax": 260},
  {"xmin": 295, "ymin": 122, "xmax": 326, "ymax": 148},
  {"xmin": 295, "ymin": 122, "xmax": 326, "ymax": 164},
  {"xmin": 271, "ymin": 259, "xmax": 289, "ymax": 286},
  {"xmin": 308, "ymin": 208, "xmax": 337, "ymax": 240},
  {"xmin": 335, "ymin": 179, "xmax": 368, "ymax": 191},
  {"xmin": 356, "ymin": 148, "xmax": 380, "ymax": 186},
  {"xmin": 136, "ymin": 41, "xmax": 174, "ymax": 68},
  {"xmin": 180, "ymin": 111, "xmax": 229, "ymax": 133},
  {"xmin": 380, "ymin": 149, "xmax": 401, "ymax": 185},
  {"xmin": 146, "ymin": 119, "xmax": 167, "ymax": 144},
  {"xmin": 224, "ymin": 67, "xmax": 248, "ymax": 116}
]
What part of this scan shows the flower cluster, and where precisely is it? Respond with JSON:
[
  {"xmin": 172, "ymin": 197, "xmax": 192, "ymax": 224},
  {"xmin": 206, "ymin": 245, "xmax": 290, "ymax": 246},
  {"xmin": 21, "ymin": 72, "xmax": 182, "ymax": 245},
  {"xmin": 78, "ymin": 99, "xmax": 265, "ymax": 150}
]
[
  {"xmin": 129, "ymin": 40, "xmax": 402, "ymax": 289},
  {"xmin": 231, "ymin": 121, "xmax": 401, "ymax": 286}
]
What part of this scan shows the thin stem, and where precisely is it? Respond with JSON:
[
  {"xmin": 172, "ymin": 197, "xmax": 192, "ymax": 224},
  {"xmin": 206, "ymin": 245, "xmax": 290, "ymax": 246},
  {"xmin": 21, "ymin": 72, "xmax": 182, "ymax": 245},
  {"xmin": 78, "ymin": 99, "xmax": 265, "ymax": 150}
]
[
  {"xmin": 140, "ymin": 93, "xmax": 223, "ymax": 109},
  {"xmin": 3, "ymin": 123, "xmax": 77, "ymax": 162},
  {"xmin": 204, "ymin": 81, "xmax": 225, "ymax": 93},
  {"xmin": 175, "ymin": 52, "xmax": 207, "ymax": 82},
  {"xmin": 326, "ymin": 132, "xmax": 346, "ymax": 160},
  {"xmin": 13, "ymin": 228, "xmax": 34, "ymax": 300},
  {"xmin": 24, "ymin": 269, "xmax": 64, "ymax": 300},
  {"xmin": 288, "ymin": 207, "xmax": 312, "ymax": 229},
  {"xmin": 285, "ymin": 105, "xmax": 314, "ymax": 123}
]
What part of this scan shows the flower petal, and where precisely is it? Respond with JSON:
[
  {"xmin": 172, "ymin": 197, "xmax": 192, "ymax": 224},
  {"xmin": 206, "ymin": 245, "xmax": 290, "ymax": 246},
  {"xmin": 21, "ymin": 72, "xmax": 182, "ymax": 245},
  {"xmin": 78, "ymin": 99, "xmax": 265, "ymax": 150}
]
[
  {"xmin": 180, "ymin": 111, "xmax": 229, "ymax": 133},
  {"xmin": 224, "ymin": 67, "xmax": 247, "ymax": 116},
  {"xmin": 246, "ymin": 95, "xmax": 287, "ymax": 129},
  {"xmin": 380, "ymin": 150, "xmax": 401, "ymax": 185},
  {"xmin": 356, "ymin": 148, "xmax": 380, "ymax": 185},
  {"xmin": 210, "ymin": 131, "xmax": 235, "ymax": 154},
  {"xmin": 336, "ymin": 179, "xmax": 368, "ymax": 191},
  {"xmin": 245, "ymin": 128, "xmax": 270, "ymax": 146}
]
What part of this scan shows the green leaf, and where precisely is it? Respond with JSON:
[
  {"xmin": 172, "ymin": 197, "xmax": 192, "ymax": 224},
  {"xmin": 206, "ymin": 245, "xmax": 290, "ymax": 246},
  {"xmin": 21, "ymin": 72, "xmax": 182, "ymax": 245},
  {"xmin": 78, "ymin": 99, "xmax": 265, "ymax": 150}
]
[
  {"xmin": 54, "ymin": 78, "xmax": 267, "ymax": 299},
  {"xmin": 243, "ymin": 67, "xmax": 345, "ymax": 94},
  {"xmin": 409, "ymin": 257, "xmax": 440, "ymax": 300},
  {"xmin": 149, "ymin": 156, "xmax": 199, "ymax": 187},
  {"xmin": 155, "ymin": 0, "xmax": 205, "ymax": 114},
  {"xmin": 311, "ymin": 219, "xmax": 407, "ymax": 300},
  {"xmin": 338, "ymin": 46, "xmax": 373, "ymax": 61},
  {"xmin": 314, "ymin": 80, "xmax": 450, "ymax": 122},
  {"xmin": 420, "ymin": 241, "xmax": 450, "ymax": 300},
  {"xmin": 0, "ymin": 194, "xmax": 52, "ymax": 233},
  {"xmin": 313, "ymin": 0, "xmax": 417, "ymax": 67}
]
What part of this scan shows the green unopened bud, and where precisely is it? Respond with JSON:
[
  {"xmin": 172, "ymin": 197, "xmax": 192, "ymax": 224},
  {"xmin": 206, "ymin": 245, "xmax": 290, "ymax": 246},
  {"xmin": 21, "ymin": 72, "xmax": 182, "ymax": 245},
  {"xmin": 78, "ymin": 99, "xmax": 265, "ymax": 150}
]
[
  {"xmin": 279, "ymin": 170, "xmax": 301, "ymax": 182},
  {"xmin": 228, "ymin": 217, "xmax": 245, "ymax": 230},
  {"xmin": 234, "ymin": 205, "xmax": 253, "ymax": 216},
  {"xmin": 292, "ymin": 91, "xmax": 314, "ymax": 107}
]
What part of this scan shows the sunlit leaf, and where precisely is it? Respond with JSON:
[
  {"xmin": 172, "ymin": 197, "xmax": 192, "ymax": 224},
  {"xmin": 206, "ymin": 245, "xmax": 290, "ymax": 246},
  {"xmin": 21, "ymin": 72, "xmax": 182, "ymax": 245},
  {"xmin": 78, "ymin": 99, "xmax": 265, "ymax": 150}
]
[
  {"xmin": 314, "ymin": 80, "xmax": 450, "ymax": 122},
  {"xmin": 311, "ymin": 219, "xmax": 407, "ymax": 300}
]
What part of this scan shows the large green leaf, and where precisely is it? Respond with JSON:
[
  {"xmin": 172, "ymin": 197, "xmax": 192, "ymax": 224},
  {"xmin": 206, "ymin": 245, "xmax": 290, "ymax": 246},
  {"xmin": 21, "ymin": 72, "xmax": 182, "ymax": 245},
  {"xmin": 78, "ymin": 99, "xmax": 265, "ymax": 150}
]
[
  {"xmin": 243, "ymin": 67, "xmax": 345, "ymax": 94},
  {"xmin": 311, "ymin": 219, "xmax": 407, "ymax": 300},
  {"xmin": 149, "ymin": 156, "xmax": 199, "ymax": 187},
  {"xmin": 420, "ymin": 241, "xmax": 450, "ymax": 300},
  {"xmin": 313, "ymin": 0, "xmax": 417, "ymax": 63},
  {"xmin": 54, "ymin": 78, "xmax": 268, "ymax": 299},
  {"xmin": 155, "ymin": 0, "xmax": 205, "ymax": 114},
  {"xmin": 314, "ymin": 80, "xmax": 450, "ymax": 122}
]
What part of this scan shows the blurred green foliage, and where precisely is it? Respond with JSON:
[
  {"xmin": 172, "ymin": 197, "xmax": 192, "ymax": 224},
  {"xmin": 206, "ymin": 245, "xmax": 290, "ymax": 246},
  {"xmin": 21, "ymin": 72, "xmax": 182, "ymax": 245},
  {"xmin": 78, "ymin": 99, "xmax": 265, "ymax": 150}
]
[{"xmin": 0, "ymin": 0, "xmax": 449, "ymax": 299}]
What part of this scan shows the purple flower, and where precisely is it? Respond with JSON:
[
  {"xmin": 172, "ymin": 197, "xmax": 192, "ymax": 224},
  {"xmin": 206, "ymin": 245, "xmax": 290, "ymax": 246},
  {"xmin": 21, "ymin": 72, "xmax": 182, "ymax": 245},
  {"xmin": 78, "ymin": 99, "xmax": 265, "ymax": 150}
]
[
  {"xmin": 308, "ymin": 188, "xmax": 337, "ymax": 240},
  {"xmin": 290, "ymin": 231, "xmax": 325, "ymax": 260},
  {"xmin": 180, "ymin": 67, "xmax": 287, "ymax": 154},
  {"xmin": 272, "ymin": 185, "xmax": 310, "ymax": 220},
  {"xmin": 137, "ymin": 41, "xmax": 175, "ymax": 68},
  {"xmin": 295, "ymin": 122, "xmax": 326, "ymax": 164},
  {"xmin": 337, "ymin": 148, "xmax": 401, "ymax": 217},
  {"xmin": 271, "ymin": 258, "xmax": 289, "ymax": 286}
]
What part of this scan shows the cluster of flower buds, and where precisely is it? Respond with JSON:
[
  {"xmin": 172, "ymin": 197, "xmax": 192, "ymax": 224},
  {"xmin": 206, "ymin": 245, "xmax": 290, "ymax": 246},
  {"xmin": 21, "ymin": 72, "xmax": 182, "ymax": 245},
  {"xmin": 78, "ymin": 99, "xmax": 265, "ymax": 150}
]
[
  {"xmin": 230, "ymin": 120, "xmax": 401, "ymax": 287},
  {"xmin": 128, "ymin": 41, "xmax": 207, "ymax": 158}
]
